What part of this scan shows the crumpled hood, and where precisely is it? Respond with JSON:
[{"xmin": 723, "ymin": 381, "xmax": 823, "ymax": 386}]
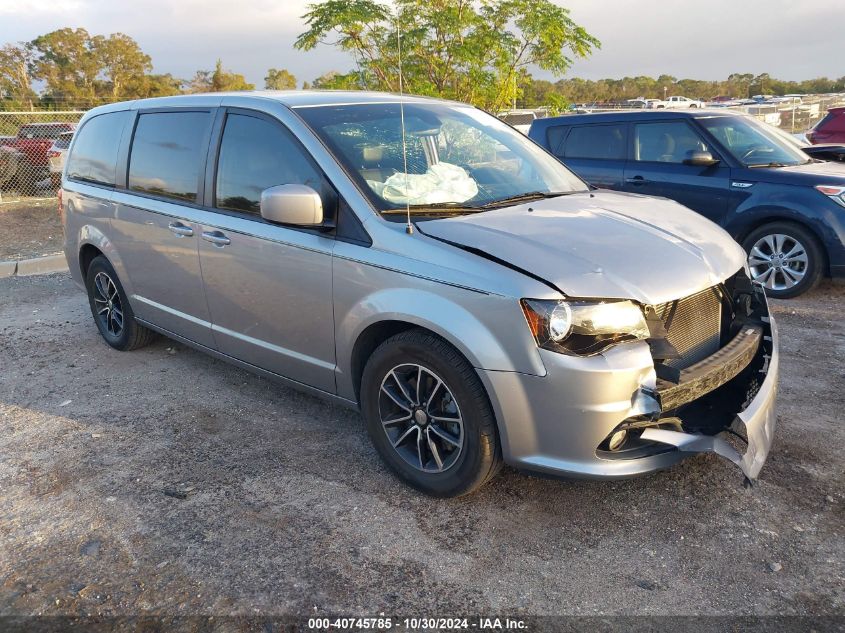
[{"xmin": 419, "ymin": 191, "xmax": 746, "ymax": 305}]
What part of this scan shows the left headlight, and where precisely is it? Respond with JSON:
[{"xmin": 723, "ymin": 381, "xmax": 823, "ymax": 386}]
[{"xmin": 521, "ymin": 298, "xmax": 650, "ymax": 356}]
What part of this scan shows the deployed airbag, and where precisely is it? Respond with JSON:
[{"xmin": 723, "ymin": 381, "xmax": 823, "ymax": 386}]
[{"xmin": 368, "ymin": 162, "xmax": 478, "ymax": 205}]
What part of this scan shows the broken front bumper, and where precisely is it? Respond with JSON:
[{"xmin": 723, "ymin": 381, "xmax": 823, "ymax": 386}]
[
  {"xmin": 479, "ymin": 314, "xmax": 778, "ymax": 483},
  {"xmin": 643, "ymin": 317, "xmax": 778, "ymax": 482}
]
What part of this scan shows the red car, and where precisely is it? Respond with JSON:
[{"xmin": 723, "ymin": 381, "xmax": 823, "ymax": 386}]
[
  {"xmin": 2, "ymin": 122, "xmax": 75, "ymax": 193},
  {"xmin": 12, "ymin": 122, "xmax": 76, "ymax": 166},
  {"xmin": 807, "ymin": 107, "xmax": 845, "ymax": 144}
]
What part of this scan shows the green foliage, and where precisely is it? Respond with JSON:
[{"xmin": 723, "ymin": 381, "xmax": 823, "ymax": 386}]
[
  {"xmin": 0, "ymin": 43, "xmax": 36, "ymax": 108},
  {"xmin": 96, "ymin": 33, "xmax": 153, "ymax": 98},
  {"xmin": 521, "ymin": 73, "xmax": 845, "ymax": 108},
  {"xmin": 265, "ymin": 68, "xmax": 297, "ymax": 90},
  {"xmin": 295, "ymin": 0, "xmax": 600, "ymax": 111},
  {"xmin": 188, "ymin": 60, "xmax": 255, "ymax": 93}
]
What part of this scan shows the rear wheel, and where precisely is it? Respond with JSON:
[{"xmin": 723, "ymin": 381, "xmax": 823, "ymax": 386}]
[
  {"xmin": 85, "ymin": 255, "xmax": 157, "ymax": 350},
  {"xmin": 360, "ymin": 329, "xmax": 501, "ymax": 497},
  {"xmin": 742, "ymin": 222, "xmax": 824, "ymax": 299}
]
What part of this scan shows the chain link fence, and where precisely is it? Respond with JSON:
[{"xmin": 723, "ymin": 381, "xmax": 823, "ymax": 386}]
[{"xmin": 0, "ymin": 110, "xmax": 86, "ymax": 203}]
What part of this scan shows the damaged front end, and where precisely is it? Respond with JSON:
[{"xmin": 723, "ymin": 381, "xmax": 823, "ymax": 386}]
[{"xmin": 598, "ymin": 271, "xmax": 778, "ymax": 484}]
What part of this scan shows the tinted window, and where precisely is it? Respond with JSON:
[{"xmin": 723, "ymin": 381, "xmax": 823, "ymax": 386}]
[
  {"xmin": 66, "ymin": 111, "xmax": 129, "ymax": 186},
  {"xmin": 545, "ymin": 125, "xmax": 569, "ymax": 156},
  {"xmin": 633, "ymin": 121, "xmax": 709, "ymax": 163},
  {"xmin": 564, "ymin": 124, "xmax": 626, "ymax": 160},
  {"xmin": 129, "ymin": 111, "xmax": 210, "ymax": 202},
  {"xmin": 215, "ymin": 113, "xmax": 323, "ymax": 214}
]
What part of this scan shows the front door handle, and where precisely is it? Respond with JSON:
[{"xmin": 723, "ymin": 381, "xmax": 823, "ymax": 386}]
[
  {"xmin": 201, "ymin": 230, "xmax": 231, "ymax": 247},
  {"xmin": 625, "ymin": 176, "xmax": 648, "ymax": 185},
  {"xmin": 168, "ymin": 221, "xmax": 193, "ymax": 237}
]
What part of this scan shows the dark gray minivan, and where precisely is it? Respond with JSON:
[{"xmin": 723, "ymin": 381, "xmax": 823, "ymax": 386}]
[{"xmin": 62, "ymin": 92, "xmax": 778, "ymax": 496}]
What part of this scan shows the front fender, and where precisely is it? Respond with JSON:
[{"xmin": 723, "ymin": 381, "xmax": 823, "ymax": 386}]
[{"xmin": 333, "ymin": 283, "xmax": 545, "ymax": 402}]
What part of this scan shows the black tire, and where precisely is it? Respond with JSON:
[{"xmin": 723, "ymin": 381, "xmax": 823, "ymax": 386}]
[
  {"xmin": 360, "ymin": 329, "xmax": 502, "ymax": 497},
  {"xmin": 741, "ymin": 221, "xmax": 825, "ymax": 299},
  {"xmin": 85, "ymin": 255, "xmax": 157, "ymax": 350}
]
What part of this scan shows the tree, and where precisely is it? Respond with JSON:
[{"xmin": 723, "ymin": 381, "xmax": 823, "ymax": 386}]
[
  {"xmin": 0, "ymin": 43, "xmax": 36, "ymax": 109},
  {"xmin": 188, "ymin": 60, "xmax": 254, "ymax": 93},
  {"xmin": 95, "ymin": 33, "xmax": 152, "ymax": 98},
  {"xmin": 295, "ymin": 0, "xmax": 600, "ymax": 111},
  {"xmin": 30, "ymin": 28, "xmax": 102, "ymax": 105},
  {"xmin": 141, "ymin": 73, "xmax": 184, "ymax": 97},
  {"xmin": 265, "ymin": 68, "xmax": 297, "ymax": 90}
]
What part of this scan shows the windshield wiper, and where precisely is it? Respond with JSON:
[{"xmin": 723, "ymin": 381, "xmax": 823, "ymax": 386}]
[
  {"xmin": 747, "ymin": 162, "xmax": 792, "ymax": 168},
  {"xmin": 476, "ymin": 190, "xmax": 582, "ymax": 209},
  {"xmin": 382, "ymin": 202, "xmax": 482, "ymax": 215}
]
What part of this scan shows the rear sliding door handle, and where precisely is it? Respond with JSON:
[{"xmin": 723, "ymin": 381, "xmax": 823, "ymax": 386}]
[
  {"xmin": 201, "ymin": 230, "xmax": 231, "ymax": 247},
  {"xmin": 168, "ymin": 221, "xmax": 193, "ymax": 237}
]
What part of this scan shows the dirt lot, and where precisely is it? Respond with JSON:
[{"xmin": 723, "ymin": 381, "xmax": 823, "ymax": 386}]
[
  {"xmin": 0, "ymin": 200, "xmax": 63, "ymax": 261},
  {"xmin": 0, "ymin": 273, "xmax": 842, "ymax": 626}
]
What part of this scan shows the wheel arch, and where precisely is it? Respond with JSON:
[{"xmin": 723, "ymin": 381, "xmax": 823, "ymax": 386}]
[
  {"xmin": 731, "ymin": 214, "xmax": 830, "ymax": 276},
  {"xmin": 337, "ymin": 288, "xmax": 545, "ymax": 405},
  {"xmin": 74, "ymin": 225, "xmax": 136, "ymax": 296}
]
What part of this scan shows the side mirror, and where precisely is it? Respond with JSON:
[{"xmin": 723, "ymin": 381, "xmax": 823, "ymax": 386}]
[
  {"xmin": 260, "ymin": 184, "xmax": 323, "ymax": 226},
  {"xmin": 684, "ymin": 150, "xmax": 719, "ymax": 166}
]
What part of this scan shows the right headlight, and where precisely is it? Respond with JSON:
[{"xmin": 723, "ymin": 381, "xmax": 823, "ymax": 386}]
[{"xmin": 521, "ymin": 298, "xmax": 650, "ymax": 356}]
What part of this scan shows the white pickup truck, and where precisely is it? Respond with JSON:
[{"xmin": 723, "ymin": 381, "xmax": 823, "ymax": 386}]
[{"xmin": 647, "ymin": 96, "xmax": 706, "ymax": 109}]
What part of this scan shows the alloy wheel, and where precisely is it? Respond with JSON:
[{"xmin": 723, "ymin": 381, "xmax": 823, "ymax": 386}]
[
  {"xmin": 747, "ymin": 233, "xmax": 808, "ymax": 292},
  {"xmin": 92, "ymin": 271, "xmax": 124, "ymax": 336},
  {"xmin": 378, "ymin": 363, "xmax": 464, "ymax": 473}
]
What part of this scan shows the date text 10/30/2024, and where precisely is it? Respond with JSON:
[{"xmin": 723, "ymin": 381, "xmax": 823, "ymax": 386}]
[{"xmin": 307, "ymin": 617, "xmax": 527, "ymax": 630}]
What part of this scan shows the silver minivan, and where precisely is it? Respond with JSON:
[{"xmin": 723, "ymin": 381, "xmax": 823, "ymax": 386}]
[{"xmin": 62, "ymin": 91, "xmax": 778, "ymax": 496}]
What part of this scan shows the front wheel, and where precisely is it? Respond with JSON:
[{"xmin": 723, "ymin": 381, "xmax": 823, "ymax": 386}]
[
  {"xmin": 360, "ymin": 329, "xmax": 501, "ymax": 497},
  {"xmin": 742, "ymin": 222, "xmax": 824, "ymax": 299}
]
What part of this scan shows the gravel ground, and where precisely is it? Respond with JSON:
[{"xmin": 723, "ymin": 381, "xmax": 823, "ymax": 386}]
[
  {"xmin": 0, "ymin": 200, "xmax": 63, "ymax": 261},
  {"xmin": 0, "ymin": 273, "xmax": 842, "ymax": 624}
]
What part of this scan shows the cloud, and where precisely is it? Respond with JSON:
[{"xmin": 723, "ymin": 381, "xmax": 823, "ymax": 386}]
[{"xmin": 1, "ymin": 0, "xmax": 842, "ymax": 87}]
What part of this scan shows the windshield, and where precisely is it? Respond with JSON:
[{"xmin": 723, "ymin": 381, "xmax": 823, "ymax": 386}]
[
  {"xmin": 295, "ymin": 102, "xmax": 587, "ymax": 214},
  {"xmin": 698, "ymin": 116, "xmax": 809, "ymax": 167}
]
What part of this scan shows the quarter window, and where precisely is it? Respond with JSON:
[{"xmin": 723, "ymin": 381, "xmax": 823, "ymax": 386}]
[
  {"xmin": 128, "ymin": 111, "xmax": 211, "ymax": 202},
  {"xmin": 563, "ymin": 124, "xmax": 627, "ymax": 160},
  {"xmin": 66, "ymin": 111, "xmax": 129, "ymax": 186},
  {"xmin": 633, "ymin": 121, "xmax": 710, "ymax": 164},
  {"xmin": 215, "ymin": 113, "xmax": 323, "ymax": 214}
]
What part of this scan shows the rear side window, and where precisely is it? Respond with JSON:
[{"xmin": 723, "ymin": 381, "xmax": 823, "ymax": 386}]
[
  {"xmin": 129, "ymin": 111, "xmax": 211, "ymax": 202},
  {"xmin": 563, "ymin": 124, "xmax": 627, "ymax": 160},
  {"xmin": 215, "ymin": 113, "xmax": 324, "ymax": 214},
  {"xmin": 66, "ymin": 111, "xmax": 129, "ymax": 186}
]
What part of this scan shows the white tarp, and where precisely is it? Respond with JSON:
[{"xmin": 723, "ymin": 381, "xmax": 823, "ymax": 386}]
[{"xmin": 368, "ymin": 162, "xmax": 478, "ymax": 205}]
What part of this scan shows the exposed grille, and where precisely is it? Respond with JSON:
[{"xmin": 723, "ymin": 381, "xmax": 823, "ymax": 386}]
[{"xmin": 651, "ymin": 287, "xmax": 724, "ymax": 369}]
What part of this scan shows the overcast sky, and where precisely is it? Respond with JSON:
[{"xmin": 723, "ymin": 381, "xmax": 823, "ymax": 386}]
[{"xmin": 1, "ymin": 0, "xmax": 842, "ymax": 87}]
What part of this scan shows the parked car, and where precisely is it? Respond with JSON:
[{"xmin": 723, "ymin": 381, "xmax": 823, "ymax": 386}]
[
  {"xmin": 648, "ymin": 96, "xmax": 706, "ymax": 109},
  {"xmin": 529, "ymin": 109, "xmax": 845, "ymax": 298},
  {"xmin": 806, "ymin": 107, "xmax": 845, "ymax": 145},
  {"xmin": 48, "ymin": 131, "xmax": 74, "ymax": 189},
  {"xmin": 5, "ymin": 122, "xmax": 75, "ymax": 193},
  {"xmin": 765, "ymin": 123, "xmax": 845, "ymax": 163},
  {"xmin": 62, "ymin": 93, "xmax": 778, "ymax": 496}
]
